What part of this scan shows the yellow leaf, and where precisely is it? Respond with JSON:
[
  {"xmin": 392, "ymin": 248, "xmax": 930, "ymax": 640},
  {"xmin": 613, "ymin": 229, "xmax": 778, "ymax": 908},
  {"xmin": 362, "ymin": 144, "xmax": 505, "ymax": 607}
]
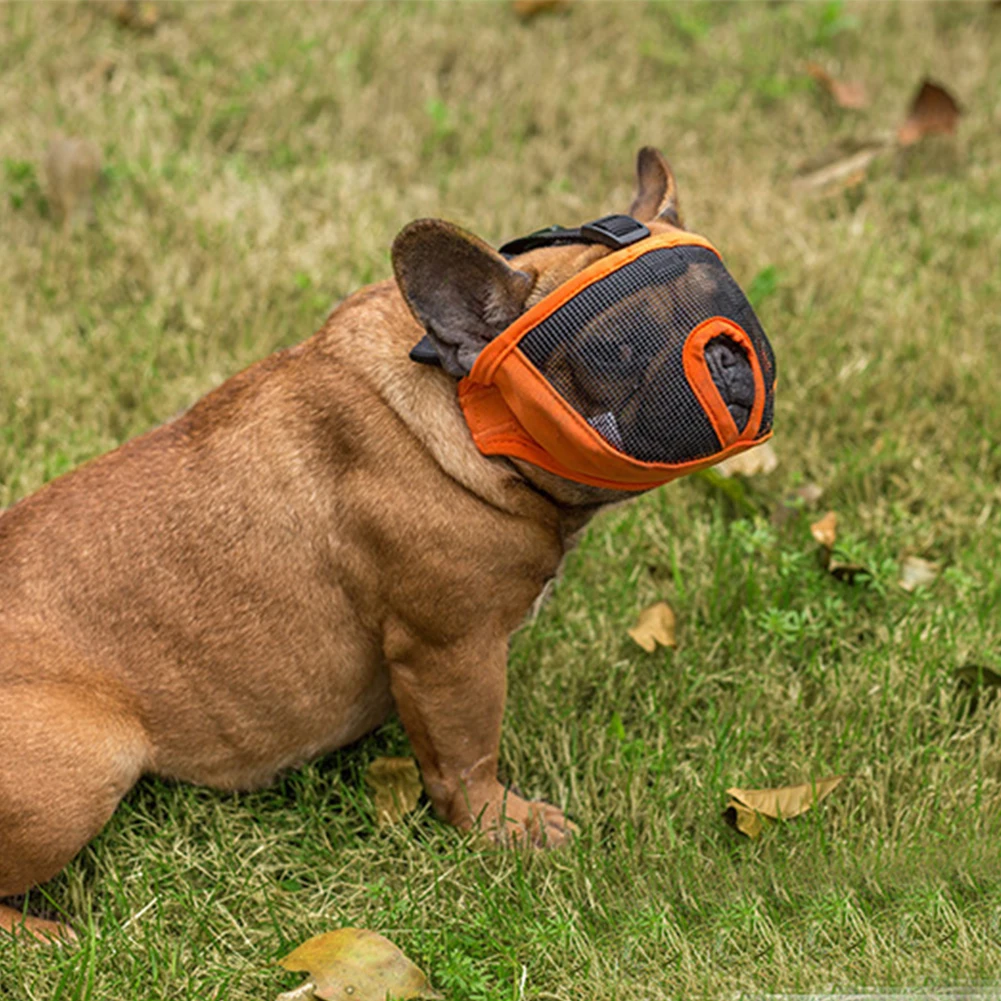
[
  {"xmin": 627, "ymin": 601, "xmax": 676, "ymax": 653},
  {"xmin": 723, "ymin": 800, "xmax": 764, "ymax": 839},
  {"xmin": 726, "ymin": 776, "xmax": 844, "ymax": 821},
  {"xmin": 899, "ymin": 556, "xmax": 938, "ymax": 592},
  {"xmin": 715, "ymin": 441, "xmax": 778, "ymax": 478},
  {"xmin": 810, "ymin": 511, "xmax": 838, "ymax": 549},
  {"xmin": 278, "ymin": 929, "xmax": 442, "ymax": 1001},
  {"xmin": 365, "ymin": 757, "xmax": 422, "ymax": 827}
]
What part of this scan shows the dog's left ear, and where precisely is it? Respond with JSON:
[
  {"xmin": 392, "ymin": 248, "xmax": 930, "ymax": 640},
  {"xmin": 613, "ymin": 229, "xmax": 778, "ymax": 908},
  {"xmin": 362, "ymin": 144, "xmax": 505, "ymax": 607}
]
[
  {"xmin": 629, "ymin": 146, "xmax": 683, "ymax": 227},
  {"xmin": 393, "ymin": 219, "xmax": 535, "ymax": 378}
]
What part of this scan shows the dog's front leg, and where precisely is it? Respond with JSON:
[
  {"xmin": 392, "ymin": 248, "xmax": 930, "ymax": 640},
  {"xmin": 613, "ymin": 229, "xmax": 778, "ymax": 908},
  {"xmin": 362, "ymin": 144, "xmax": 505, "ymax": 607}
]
[{"xmin": 387, "ymin": 633, "xmax": 574, "ymax": 847}]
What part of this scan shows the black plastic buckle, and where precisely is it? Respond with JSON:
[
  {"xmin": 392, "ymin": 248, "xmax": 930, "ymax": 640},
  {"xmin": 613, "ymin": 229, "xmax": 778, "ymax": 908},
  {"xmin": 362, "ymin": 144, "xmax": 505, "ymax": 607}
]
[
  {"xmin": 498, "ymin": 225, "xmax": 582, "ymax": 258},
  {"xmin": 579, "ymin": 214, "xmax": 650, "ymax": 249}
]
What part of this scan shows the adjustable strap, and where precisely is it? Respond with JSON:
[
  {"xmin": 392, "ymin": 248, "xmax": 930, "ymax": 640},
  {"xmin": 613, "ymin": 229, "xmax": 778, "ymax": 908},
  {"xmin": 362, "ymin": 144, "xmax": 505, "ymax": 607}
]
[
  {"xmin": 410, "ymin": 214, "xmax": 651, "ymax": 368},
  {"xmin": 497, "ymin": 214, "xmax": 650, "ymax": 258}
]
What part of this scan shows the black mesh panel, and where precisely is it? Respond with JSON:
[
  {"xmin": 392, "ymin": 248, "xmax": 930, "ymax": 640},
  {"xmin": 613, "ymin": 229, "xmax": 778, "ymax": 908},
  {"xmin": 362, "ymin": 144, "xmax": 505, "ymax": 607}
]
[{"xmin": 518, "ymin": 245, "xmax": 776, "ymax": 464}]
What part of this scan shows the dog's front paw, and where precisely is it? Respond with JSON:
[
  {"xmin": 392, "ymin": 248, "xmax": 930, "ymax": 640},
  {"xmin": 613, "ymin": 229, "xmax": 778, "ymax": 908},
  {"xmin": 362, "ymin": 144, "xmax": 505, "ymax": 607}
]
[{"xmin": 470, "ymin": 786, "xmax": 578, "ymax": 849}]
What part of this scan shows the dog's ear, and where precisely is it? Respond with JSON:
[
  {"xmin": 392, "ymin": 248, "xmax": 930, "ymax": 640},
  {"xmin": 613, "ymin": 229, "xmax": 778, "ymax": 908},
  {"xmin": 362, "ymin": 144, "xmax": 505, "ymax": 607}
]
[
  {"xmin": 629, "ymin": 146, "xmax": 682, "ymax": 227},
  {"xmin": 392, "ymin": 219, "xmax": 535, "ymax": 378}
]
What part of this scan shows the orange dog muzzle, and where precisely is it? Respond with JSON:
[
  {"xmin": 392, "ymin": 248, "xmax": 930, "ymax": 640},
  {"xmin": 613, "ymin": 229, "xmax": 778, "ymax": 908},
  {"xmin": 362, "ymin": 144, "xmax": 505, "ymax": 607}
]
[{"xmin": 416, "ymin": 215, "xmax": 777, "ymax": 492}]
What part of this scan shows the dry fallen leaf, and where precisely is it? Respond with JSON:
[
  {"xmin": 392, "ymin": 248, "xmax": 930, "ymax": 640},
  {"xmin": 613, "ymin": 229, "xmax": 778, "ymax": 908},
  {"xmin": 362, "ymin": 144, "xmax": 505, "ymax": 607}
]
[
  {"xmin": 113, "ymin": 0, "xmax": 158, "ymax": 30},
  {"xmin": 806, "ymin": 62, "xmax": 869, "ymax": 109},
  {"xmin": 897, "ymin": 79, "xmax": 962, "ymax": 146},
  {"xmin": 114, "ymin": 0, "xmax": 158, "ymax": 31},
  {"xmin": 716, "ymin": 441, "xmax": 778, "ymax": 478},
  {"xmin": 512, "ymin": 0, "xmax": 571, "ymax": 18},
  {"xmin": 365, "ymin": 757, "xmax": 422, "ymax": 827},
  {"xmin": 810, "ymin": 511, "xmax": 839, "ymax": 549},
  {"xmin": 627, "ymin": 601, "xmax": 676, "ymax": 653},
  {"xmin": 278, "ymin": 929, "xmax": 441, "ymax": 1001},
  {"xmin": 723, "ymin": 800, "xmax": 764, "ymax": 839},
  {"xmin": 899, "ymin": 556, "xmax": 939, "ymax": 592},
  {"xmin": 725, "ymin": 776, "xmax": 843, "ymax": 839}
]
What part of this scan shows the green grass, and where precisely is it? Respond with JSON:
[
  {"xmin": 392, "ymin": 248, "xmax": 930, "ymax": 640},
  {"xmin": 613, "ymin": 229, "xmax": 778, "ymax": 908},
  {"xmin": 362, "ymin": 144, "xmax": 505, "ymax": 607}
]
[{"xmin": 2, "ymin": 1, "xmax": 1001, "ymax": 998}]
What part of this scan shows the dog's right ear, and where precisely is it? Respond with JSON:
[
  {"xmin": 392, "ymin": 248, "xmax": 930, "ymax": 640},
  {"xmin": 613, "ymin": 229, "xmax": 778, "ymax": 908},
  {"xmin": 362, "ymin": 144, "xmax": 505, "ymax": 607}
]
[
  {"xmin": 392, "ymin": 219, "xmax": 535, "ymax": 378},
  {"xmin": 629, "ymin": 146, "xmax": 682, "ymax": 227}
]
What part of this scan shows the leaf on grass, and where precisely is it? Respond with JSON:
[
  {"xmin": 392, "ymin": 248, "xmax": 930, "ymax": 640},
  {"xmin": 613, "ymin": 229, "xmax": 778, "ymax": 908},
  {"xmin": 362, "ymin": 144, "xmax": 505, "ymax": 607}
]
[
  {"xmin": 512, "ymin": 0, "xmax": 571, "ymax": 19},
  {"xmin": 113, "ymin": 0, "xmax": 159, "ymax": 32},
  {"xmin": 897, "ymin": 79, "xmax": 962, "ymax": 146},
  {"xmin": 716, "ymin": 441, "xmax": 778, "ymax": 478},
  {"xmin": 805, "ymin": 62, "xmax": 869, "ymax": 109},
  {"xmin": 810, "ymin": 511, "xmax": 838, "ymax": 549},
  {"xmin": 365, "ymin": 758, "xmax": 422, "ymax": 828},
  {"xmin": 953, "ymin": 664, "xmax": 1001, "ymax": 689},
  {"xmin": 725, "ymin": 777, "xmax": 844, "ymax": 840},
  {"xmin": 278, "ymin": 929, "xmax": 442, "ymax": 1001},
  {"xmin": 723, "ymin": 800, "xmax": 764, "ymax": 839},
  {"xmin": 627, "ymin": 601, "xmax": 676, "ymax": 653},
  {"xmin": 899, "ymin": 556, "xmax": 939, "ymax": 592}
]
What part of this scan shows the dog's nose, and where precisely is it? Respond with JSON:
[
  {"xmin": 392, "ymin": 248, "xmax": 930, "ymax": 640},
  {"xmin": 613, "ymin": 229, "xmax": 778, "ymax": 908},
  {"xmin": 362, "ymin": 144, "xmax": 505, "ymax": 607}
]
[{"xmin": 704, "ymin": 335, "xmax": 755, "ymax": 431}]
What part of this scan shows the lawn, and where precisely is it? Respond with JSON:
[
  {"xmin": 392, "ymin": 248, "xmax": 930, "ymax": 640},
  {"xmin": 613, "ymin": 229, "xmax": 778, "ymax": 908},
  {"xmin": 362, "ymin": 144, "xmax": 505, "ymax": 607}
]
[{"xmin": 2, "ymin": 2, "xmax": 1001, "ymax": 998}]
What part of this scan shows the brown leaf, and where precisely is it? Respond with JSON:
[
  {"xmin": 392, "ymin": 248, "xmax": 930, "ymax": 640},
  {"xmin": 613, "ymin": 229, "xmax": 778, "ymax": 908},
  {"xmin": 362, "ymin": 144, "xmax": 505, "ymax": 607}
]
[
  {"xmin": 278, "ymin": 929, "xmax": 441, "ymax": 1001},
  {"xmin": 806, "ymin": 62, "xmax": 869, "ymax": 109},
  {"xmin": 899, "ymin": 556, "xmax": 939, "ymax": 592},
  {"xmin": 810, "ymin": 511, "xmax": 838, "ymax": 549},
  {"xmin": 114, "ymin": 1, "xmax": 158, "ymax": 32},
  {"xmin": 897, "ymin": 79, "xmax": 962, "ymax": 146},
  {"xmin": 715, "ymin": 441, "xmax": 778, "ymax": 478},
  {"xmin": 512, "ymin": 0, "xmax": 571, "ymax": 18},
  {"xmin": 727, "ymin": 776, "xmax": 844, "ymax": 821},
  {"xmin": 365, "ymin": 757, "xmax": 422, "ymax": 827},
  {"xmin": 723, "ymin": 800, "xmax": 764, "ymax": 839},
  {"xmin": 953, "ymin": 664, "xmax": 1001, "ymax": 689},
  {"xmin": 627, "ymin": 601, "xmax": 676, "ymax": 653}
]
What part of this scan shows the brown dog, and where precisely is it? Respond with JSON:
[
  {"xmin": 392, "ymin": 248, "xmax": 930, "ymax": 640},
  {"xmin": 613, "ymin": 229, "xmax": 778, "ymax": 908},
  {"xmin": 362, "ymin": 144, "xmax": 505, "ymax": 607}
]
[{"xmin": 0, "ymin": 147, "xmax": 685, "ymax": 942}]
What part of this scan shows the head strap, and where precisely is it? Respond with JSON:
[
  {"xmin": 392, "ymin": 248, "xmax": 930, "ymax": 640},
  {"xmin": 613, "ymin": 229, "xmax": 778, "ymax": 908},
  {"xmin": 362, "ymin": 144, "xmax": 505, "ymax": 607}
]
[{"xmin": 409, "ymin": 215, "xmax": 652, "ymax": 367}]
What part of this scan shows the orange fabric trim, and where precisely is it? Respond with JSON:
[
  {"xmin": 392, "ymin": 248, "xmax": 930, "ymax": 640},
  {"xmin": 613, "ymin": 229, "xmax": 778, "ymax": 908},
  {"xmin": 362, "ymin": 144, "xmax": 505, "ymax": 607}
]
[
  {"xmin": 459, "ymin": 378, "xmax": 772, "ymax": 491},
  {"xmin": 456, "ymin": 230, "xmax": 774, "ymax": 491},
  {"xmin": 681, "ymin": 317, "xmax": 766, "ymax": 446}
]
